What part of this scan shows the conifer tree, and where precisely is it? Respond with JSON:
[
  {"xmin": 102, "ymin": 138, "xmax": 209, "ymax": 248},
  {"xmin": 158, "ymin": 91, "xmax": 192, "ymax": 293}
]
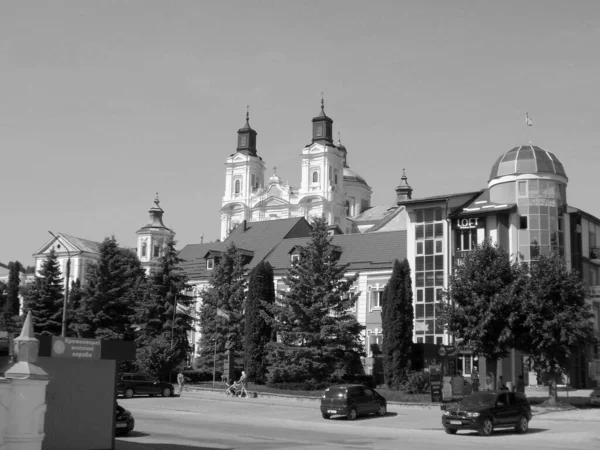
[
  {"xmin": 244, "ymin": 261, "xmax": 275, "ymax": 384},
  {"xmin": 0, "ymin": 280, "xmax": 8, "ymax": 330},
  {"xmin": 67, "ymin": 279, "xmax": 83, "ymax": 337},
  {"xmin": 381, "ymin": 259, "xmax": 414, "ymax": 388},
  {"xmin": 135, "ymin": 238, "xmax": 193, "ymax": 370},
  {"xmin": 197, "ymin": 244, "xmax": 247, "ymax": 370},
  {"xmin": 74, "ymin": 237, "xmax": 146, "ymax": 340},
  {"xmin": 6, "ymin": 261, "xmax": 23, "ymax": 320},
  {"xmin": 24, "ymin": 251, "xmax": 64, "ymax": 336},
  {"xmin": 264, "ymin": 216, "xmax": 363, "ymax": 383}
]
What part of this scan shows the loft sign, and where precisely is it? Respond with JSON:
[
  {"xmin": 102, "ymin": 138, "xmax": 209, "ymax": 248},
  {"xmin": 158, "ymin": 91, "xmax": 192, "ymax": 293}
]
[
  {"xmin": 51, "ymin": 336, "xmax": 101, "ymax": 359},
  {"xmin": 455, "ymin": 218, "xmax": 479, "ymax": 229}
]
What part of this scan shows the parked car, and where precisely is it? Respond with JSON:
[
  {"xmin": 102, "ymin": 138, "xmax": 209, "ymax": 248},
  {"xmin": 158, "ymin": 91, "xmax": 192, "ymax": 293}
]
[
  {"xmin": 441, "ymin": 391, "xmax": 532, "ymax": 436},
  {"xmin": 116, "ymin": 403, "xmax": 135, "ymax": 435},
  {"xmin": 117, "ymin": 372, "xmax": 174, "ymax": 398},
  {"xmin": 590, "ymin": 389, "xmax": 600, "ymax": 406},
  {"xmin": 320, "ymin": 385, "xmax": 387, "ymax": 420}
]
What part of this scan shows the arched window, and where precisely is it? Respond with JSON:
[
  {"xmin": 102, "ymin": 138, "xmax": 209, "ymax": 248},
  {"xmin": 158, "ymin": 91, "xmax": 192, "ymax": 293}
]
[
  {"xmin": 141, "ymin": 242, "xmax": 147, "ymax": 258},
  {"xmin": 234, "ymin": 179, "xmax": 241, "ymax": 194},
  {"xmin": 312, "ymin": 171, "xmax": 319, "ymax": 183}
]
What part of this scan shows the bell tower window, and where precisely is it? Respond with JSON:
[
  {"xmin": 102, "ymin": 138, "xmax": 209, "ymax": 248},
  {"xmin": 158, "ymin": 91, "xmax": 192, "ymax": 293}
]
[
  {"xmin": 234, "ymin": 180, "xmax": 241, "ymax": 194},
  {"xmin": 312, "ymin": 171, "xmax": 319, "ymax": 183}
]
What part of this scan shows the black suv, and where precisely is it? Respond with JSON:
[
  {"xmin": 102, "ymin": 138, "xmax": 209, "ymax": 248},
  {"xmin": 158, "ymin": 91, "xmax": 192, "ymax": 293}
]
[
  {"xmin": 441, "ymin": 391, "xmax": 532, "ymax": 436},
  {"xmin": 117, "ymin": 372, "xmax": 174, "ymax": 398},
  {"xmin": 320, "ymin": 385, "xmax": 387, "ymax": 420}
]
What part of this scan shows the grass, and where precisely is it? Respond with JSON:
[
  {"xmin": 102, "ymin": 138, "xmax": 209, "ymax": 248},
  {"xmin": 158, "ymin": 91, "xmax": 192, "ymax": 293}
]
[{"xmin": 192, "ymin": 381, "xmax": 432, "ymax": 403}]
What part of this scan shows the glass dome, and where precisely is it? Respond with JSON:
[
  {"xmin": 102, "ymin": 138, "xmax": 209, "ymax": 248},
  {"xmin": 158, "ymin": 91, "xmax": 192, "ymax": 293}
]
[{"xmin": 489, "ymin": 145, "xmax": 567, "ymax": 182}]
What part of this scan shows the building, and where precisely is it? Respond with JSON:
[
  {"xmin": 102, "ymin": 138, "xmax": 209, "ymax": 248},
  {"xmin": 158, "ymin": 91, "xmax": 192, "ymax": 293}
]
[{"xmin": 220, "ymin": 100, "xmax": 372, "ymax": 239}]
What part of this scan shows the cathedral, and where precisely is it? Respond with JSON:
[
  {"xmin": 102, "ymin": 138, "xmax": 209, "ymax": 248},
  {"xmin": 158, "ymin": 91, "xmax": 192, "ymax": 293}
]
[{"xmin": 220, "ymin": 99, "xmax": 374, "ymax": 239}]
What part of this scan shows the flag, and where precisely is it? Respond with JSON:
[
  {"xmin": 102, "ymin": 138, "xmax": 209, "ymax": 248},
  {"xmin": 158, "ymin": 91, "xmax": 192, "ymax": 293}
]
[
  {"xmin": 525, "ymin": 113, "xmax": 532, "ymax": 127},
  {"xmin": 216, "ymin": 307, "xmax": 230, "ymax": 321}
]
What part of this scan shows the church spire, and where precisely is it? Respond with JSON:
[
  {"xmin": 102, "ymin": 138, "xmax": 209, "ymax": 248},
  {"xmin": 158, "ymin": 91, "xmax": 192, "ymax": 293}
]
[
  {"xmin": 311, "ymin": 93, "xmax": 334, "ymax": 145},
  {"xmin": 395, "ymin": 169, "xmax": 413, "ymax": 204},
  {"xmin": 236, "ymin": 105, "xmax": 258, "ymax": 156}
]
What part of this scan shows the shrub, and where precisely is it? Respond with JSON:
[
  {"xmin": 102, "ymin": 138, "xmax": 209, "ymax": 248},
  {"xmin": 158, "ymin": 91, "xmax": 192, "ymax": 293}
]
[
  {"xmin": 401, "ymin": 370, "xmax": 429, "ymax": 394},
  {"xmin": 182, "ymin": 369, "xmax": 222, "ymax": 383}
]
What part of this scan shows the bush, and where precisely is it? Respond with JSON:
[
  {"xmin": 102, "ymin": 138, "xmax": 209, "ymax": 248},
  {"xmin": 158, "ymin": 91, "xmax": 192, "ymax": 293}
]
[
  {"xmin": 265, "ymin": 380, "xmax": 330, "ymax": 391},
  {"xmin": 182, "ymin": 369, "xmax": 222, "ymax": 383},
  {"xmin": 400, "ymin": 370, "xmax": 429, "ymax": 394}
]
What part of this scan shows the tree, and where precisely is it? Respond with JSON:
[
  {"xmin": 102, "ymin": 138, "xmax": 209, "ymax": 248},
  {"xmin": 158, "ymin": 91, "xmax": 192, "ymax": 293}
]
[
  {"xmin": 518, "ymin": 251, "xmax": 598, "ymax": 403},
  {"xmin": 24, "ymin": 251, "xmax": 64, "ymax": 336},
  {"xmin": 381, "ymin": 259, "xmax": 414, "ymax": 388},
  {"xmin": 67, "ymin": 279, "xmax": 83, "ymax": 337},
  {"xmin": 6, "ymin": 261, "xmax": 23, "ymax": 319},
  {"xmin": 264, "ymin": 216, "xmax": 364, "ymax": 384},
  {"xmin": 74, "ymin": 237, "xmax": 146, "ymax": 340},
  {"xmin": 135, "ymin": 334, "xmax": 182, "ymax": 379},
  {"xmin": 0, "ymin": 280, "xmax": 7, "ymax": 330},
  {"xmin": 136, "ymin": 238, "xmax": 193, "ymax": 373},
  {"xmin": 441, "ymin": 239, "xmax": 523, "ymax": 361},
  {"xmin": 244, "ymin": 261, "xmax": 275, "ymax": 384},
  {"xmin": 197, "ymin": 244, "xmax": 247, "ymax": 371}
]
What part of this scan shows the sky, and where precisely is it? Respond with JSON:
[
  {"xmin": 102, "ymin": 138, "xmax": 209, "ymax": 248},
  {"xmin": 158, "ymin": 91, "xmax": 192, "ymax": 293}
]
[{"xmin": 2, "ymin": 0, "xmax": 600, "ymax": 267}]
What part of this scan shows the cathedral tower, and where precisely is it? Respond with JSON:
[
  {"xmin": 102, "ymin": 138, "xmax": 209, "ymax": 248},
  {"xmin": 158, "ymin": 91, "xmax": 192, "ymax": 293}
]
[{"xmin": 136, "ymin": 193, "xmax": 174, "ymax": 275}]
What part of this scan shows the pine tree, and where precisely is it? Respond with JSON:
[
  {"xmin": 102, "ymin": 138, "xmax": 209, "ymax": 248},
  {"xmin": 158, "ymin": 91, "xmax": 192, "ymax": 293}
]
[
  {"xmin": 6, "ymin": 261, "xmax": 23, "ymax": 319},
  {"xmin": 197, "ymin": 244, "xmax": 247, "ymax": 371},
  {"xmin": 136, "ymin": 238, "xmax": 193, "ymax": 371},
  {"xmin": 264, "ymin": 216, "xmax": 363, "ymax": 384},
  {"xmin": 67, "ymin": 279, "xmax": 83, "ymax": 337},
  {"xmin": 74, "ymin": 237, "xmax": 146, "ymax": 340},
  {"xmin": 24, "ymin": 251, "xmax": 64, "ymax": 336},
  {"xmin": 244, "ymin": 261, "xmax": 275, "ymax": 384},
  {"xmin": 381, "ymin": 259, "xmax": 414, "ymax": 388}
]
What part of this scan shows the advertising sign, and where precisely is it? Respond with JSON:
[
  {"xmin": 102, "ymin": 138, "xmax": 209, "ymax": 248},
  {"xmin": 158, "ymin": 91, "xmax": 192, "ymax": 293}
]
[
  {"xmin": 51, "ymin": 336, "xmax": 101, "ymax": 359},
  {"xmin": 429, "ymin": 364, "xmax": 442, "ymax": 402}
]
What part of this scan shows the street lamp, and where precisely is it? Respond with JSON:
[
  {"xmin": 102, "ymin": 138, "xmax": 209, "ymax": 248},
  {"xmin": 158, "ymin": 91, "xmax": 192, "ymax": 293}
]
[{"xmin": 48, "ymin": 231, "xmax": 71, "ymax": 337}]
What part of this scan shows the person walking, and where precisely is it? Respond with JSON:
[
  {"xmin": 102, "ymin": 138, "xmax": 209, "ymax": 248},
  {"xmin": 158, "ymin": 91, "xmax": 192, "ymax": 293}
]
[
  {"xmin": 471, "ymin": 367, "xmax": 480, "ymax": 392},
  {"xmin": 177, "ymin": 370, "xmax": 185, "ymax": 395},
  {"xmin": 238, "ymin": 371, "xmax": 248, "ymax": 398}
]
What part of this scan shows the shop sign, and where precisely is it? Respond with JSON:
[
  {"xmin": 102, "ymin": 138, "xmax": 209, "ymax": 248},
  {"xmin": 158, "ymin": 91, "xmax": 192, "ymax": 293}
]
[
  {"xmin": 454, "ymin": 218, "xmax": 480, "ymax": 229},
  {"xmin": 51, "ymin": 336, "xmax": 101, "ymax": 359}
]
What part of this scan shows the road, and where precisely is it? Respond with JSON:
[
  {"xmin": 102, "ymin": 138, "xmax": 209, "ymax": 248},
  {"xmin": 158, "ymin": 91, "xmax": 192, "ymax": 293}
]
[{"xmin": 116, "ymin": 390, "xmax": 600, "ymax": 450}]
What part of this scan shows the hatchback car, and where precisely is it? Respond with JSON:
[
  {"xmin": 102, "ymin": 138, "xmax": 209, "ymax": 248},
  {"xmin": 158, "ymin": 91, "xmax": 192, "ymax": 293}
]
[
  {"xmin": 441, "ymin": 391, "xmax": 532, "ymax": 436},
  {"xmin": 115, "ymin": 403, "xmax": 135, "ymax": 435},
  {"xmin": 320, "ymin": 385, "xmax": 387, "ymax": 420},
  {"xmin": 590, "ymin": 389, "xmax": 600, "ymax": 406},
  {"xmin": 117, "ymin": 372, "xmax": 174, "ymax": 398}
]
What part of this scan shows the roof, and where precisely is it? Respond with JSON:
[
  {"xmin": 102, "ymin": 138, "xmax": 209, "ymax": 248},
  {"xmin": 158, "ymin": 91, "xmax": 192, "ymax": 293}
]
[
  {"xmin": 352, "ymin": 205, "xmax": 396, "ymax": 222},
  {"xmin": 343, "ymin": 167, "xmax": 370, "ymax": 187},
  {"xmin": 489, "ymin": 144, "xmax": 567, "ymax": 181},
  {"xmin": 450, "ymin": 189, "xmax": 516, "ymax": 218},
  {"xmin": 178, "ymin": 217, "xmax": 312, "ymax": 280},
  {"xmin": 264, "ymin": 230, "xmax": 407, "ymax": 275},
  {"xmin": 396, "ymin": 191, "xmax": 484, "ymax": 209},
  {"xmin": 58, "ymin": 233, "xmax": 102, "ymax": 254}
]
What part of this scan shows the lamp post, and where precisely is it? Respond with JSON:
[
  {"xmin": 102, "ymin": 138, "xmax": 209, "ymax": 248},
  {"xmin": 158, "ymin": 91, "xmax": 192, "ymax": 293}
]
[{"xmin": 48, "ymin": 231, "xmax": 71, "ymax": 337}]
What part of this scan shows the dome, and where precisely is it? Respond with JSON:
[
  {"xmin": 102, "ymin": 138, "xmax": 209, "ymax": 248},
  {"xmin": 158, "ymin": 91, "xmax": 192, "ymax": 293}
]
[
  {"xmin": 343, "ymin": 167, "xmax": 369, "ymax": 187},
  {"xmin": 488, "ymin": 145, "xmax": 567, "ymax": 182}
]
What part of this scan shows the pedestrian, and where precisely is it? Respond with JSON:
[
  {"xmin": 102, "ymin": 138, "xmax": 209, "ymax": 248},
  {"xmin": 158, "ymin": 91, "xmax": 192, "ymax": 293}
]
[
  {"xmin": 514, "ymin": 374, "xmax": 526, "ymax": 393},
  {"xmin": 471, "ymin": 367, "xmax": 480, "ymax": 392},
  {"xmin": 238, "ymin": 370, "xmax": 248, "ymax": 398},
  {"xmin": 498, "ymin": 375, "xmax": 507, "ymax": 391},
  {"xmin": 177, "ymin": 370, "xmax": 185, "ymax": 395}
]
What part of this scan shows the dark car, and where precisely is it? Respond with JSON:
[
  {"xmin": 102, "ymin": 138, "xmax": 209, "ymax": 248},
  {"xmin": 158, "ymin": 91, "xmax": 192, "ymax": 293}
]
[
  {"xmin": 117, "ymin": 372, "xmax": 174, "ymax": 398},
  {"xmin": 590, "ymin": 389, "xmax": 600, "ymax": 406},
  {"xmin": 116, "ymin": 403, "xmax": 135, "ymax": 435},
  {"xmin": 320, "ymin": 384, "xmax": 387, "ymax": 420},
  {"xmin": 441, "ymin": 391, "xmax": 532, "ymax": 436}
]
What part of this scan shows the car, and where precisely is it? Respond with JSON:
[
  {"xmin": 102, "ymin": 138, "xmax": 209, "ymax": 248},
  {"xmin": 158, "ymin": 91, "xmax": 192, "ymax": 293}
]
[
  {"xmin": 441, "ymin": 391, "xmax": 532, "ymax": 436},
  {"xmin": 115, "ymin": 403, "xmax": 135, "ymax": 435},
  {"xmin": 117, "ymin": 372, "xmax": 174, "ymax": 398},
  {"xmin": 320, "ymin": 384, "xmax": 387, "ymax": 420},
  {"xmin": 590, "ymin": 389, "xmax": 600, "ymax": 406}
]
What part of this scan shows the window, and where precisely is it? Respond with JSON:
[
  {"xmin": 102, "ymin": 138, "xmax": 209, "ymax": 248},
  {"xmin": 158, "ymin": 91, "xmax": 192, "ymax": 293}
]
[
  {"xmin": 335, "ymin": 173, "xmax": 338, "ymax": 185},
  {"xmin": 518, "ymin": 181, "xmax": 527, "ymax": 197},
  {"xmin": 520, "ymin": 216, "xmax": 528, "ymax": 230},
  {"xmin": 290, "ymin": 254, "xmax": 300, "ymax": 264},
  {"xmin": 153, "ymin": 245, "xmax": 160, "ymax": 258},
  {"xmin": 207, "ymin": 259, "xmax": 214, "ymax": 270},
  {"xmin": 344, "ymin": 287, "xmax": 358, "ymax": 312},
  {"xmin": 370, "ymin": 288, "xmax": 383, "ymax": 309},
  {"xmin": 457, "ymin": 228, "xmax": 477, "ymax": 251},
  {"xmin": 234, "ymin": 179, "xmax": 241, "ymax": 194},
  {"xmin": 141, "ymin": 242, "xmax": 147, "ymax": 258},
  {"xmin": 312, "ymin": 171, "xmax": 319, "ymax": 183},
  {"xmin": 369, "ymin": 333, "xmax": 383, "ymax": 356},
  {"xmin": 345, "ymin": 200, "xmax": 350, "ymax": 216}
]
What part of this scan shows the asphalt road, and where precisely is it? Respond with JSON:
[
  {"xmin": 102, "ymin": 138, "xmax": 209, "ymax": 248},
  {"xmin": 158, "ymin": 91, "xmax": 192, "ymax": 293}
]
[{"xmin": 115, "ymin": 390, "xmax": 600, "ymax": 450}]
